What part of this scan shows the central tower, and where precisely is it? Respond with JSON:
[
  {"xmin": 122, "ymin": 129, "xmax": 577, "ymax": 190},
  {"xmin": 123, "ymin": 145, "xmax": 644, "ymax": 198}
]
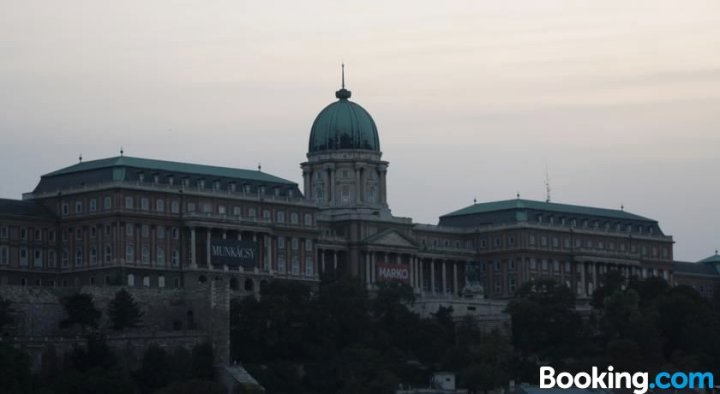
[{"xmin": 301, "ymin": 66, "xmax": 390, "ymax": 218}]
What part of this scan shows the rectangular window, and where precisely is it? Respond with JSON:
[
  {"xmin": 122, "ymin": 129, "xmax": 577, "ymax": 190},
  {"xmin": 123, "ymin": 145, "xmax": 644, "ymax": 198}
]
[
  {"xmin": 125, "ymin": 196, "xmax": 134, "ymax": 209},
  {"xmin": 291, "ymin": 257, "xmax": 300, "ymax": 275},
  {"xmin": 126, "ymin": 245, "xmax": 135, "ymax": 262},
  {"xmin": 171, "ymin": 201, "xmax": 179, "ymax": 213},
  {"xmin": 305, "ymin": 257, "xmax": 314, "ymax": 276},
  {"xmin": 89, "ymin": 199, "xmax": 97, "ymax": 212},
  {"xmin": 140, "ymin": 198, "xmax": 149, "ymax": 211},
  {"xmin": 141, "ymin": 225, "xmax": 149, "ymax": 238},
  {"xmin": 278, "ymin": 255, "xmax": 286, "ymax": 273},
  {"xmin": 103, "ymin": 196, "xmax": 112, "ymax": 210},
  {"xmin": 304, "ymin": 213, "xmax": 313, "ymax": 226},
  {"xmin": 278, "ymin": 237, "xmax": 285, "ymax": 249},
  {"xmin": 48, "ymin": 250, "xmax": 56, "ymax": 267},
  {"xmin": 172, "ymin": 250, "xmax": 179, "ymax": 267},
  {"xmin": 34, "ymin": 229, "xmax": 41, "ymax": 241},
  {"xmin": 157, "ymin": 226, "xmax": 165, "ymax": 239},
  {"xmin": 187, "ymin": 202, "xmax": 196, "ymax": 212},
  {"xmin": 90, "ymin": 226, "xmax": 96, "ymax": 238},
  {"xmin": 126, "ymin": 223, "xmax": 134, "ymax": 236},
  {"xmin": 20, "ymin": 247, "xmax": 28, "ymax": 266},
  {"xmin": 20, "ymin": 228, "xmax": 27, "ymax": 240},
  {"xmin": 172, "ymin": 227, "xmax": 179, "ymax": 240},
  {"xmin": 48, "ymin": 230, "xmax": 55, "ymax": 242},
  {"xmin": 156, "ymin": 199, "xmax": 165, "ymax": 212},
  {"xmin": 0, "ymin": 246, "xmax": 9, "ymax": 265},
  {"xmin": 290, "ymin": 213, "xmax": 299, "ymax": 225},
  {"xmin": 291, "ymin": 238, "xmax": 299, "ymax": 250},
  {"xmin": 62, "ymin": 203, "xmax": 69, "ymax": 216},
  {"xmin": 75, "ymin": 201, "xmax": 83, "ymax": 214},
  {"xmin": 75, "ymin": 228, "xmax": 82, "ymax": 241},
  {"xmin": 305, "ymin": 239, "xmax": 312, "ymax": 251},
  {"xmin": 276, "ymin": 211, "xmax": 285, "ymax": 223}
]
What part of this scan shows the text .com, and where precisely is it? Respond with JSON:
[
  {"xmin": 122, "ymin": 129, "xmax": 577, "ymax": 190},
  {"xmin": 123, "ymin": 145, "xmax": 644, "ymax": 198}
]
[{"xmin": 540, "ymin": 366, "xmax": 715, "ymax": 394}]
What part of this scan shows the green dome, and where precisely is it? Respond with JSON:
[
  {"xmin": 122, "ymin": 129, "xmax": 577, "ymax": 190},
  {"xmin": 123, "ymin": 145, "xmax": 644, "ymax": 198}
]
[{"xmin": 308, "ymin": 88, "xmax": 380, "ymax": 153}]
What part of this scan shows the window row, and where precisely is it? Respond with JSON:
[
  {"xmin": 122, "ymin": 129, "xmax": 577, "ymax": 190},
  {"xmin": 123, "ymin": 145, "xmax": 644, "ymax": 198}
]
[{"xmin": 0, "ymin": 226, "xmax": 56, "ymax": 242}]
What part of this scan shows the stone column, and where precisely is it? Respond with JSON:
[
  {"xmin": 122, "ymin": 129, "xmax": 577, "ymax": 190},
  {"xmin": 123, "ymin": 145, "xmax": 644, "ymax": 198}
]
[
  {"xmin": 190, "ymin": 227, "xmax": 197, "ymax": 268},
  {"xmin": 206, "ymin": 228, "xmax": 211, "ymax": 267},
  {"xmin": 303, "ymin": 169, "xmax": 311, "ymax": 201},
  {"xmin": 453, "ymin": 262, "xmax": 458, "ymax": 297},
  {"xmin": 442, "ymin": 260, "xmax": 447, "ymax": 297},
  {"xmin": 266, "ymin": 234, "xmax": 273, "ymax": 273},
  {"xmin": 379, "ymin": 167, "xmax": 387, "ymax": 206},
  {"xmin": 320, "ymin": 249, "xmax": 325, "ymax": 273},
  {"xmin": 365, "ymin": 252, "xmax": 371, "ymax": 288},
  {"xmin": 419, "ymin": 258, "xmax": 424, "ymax": 295},
  {"xmin": 579, "ymin": 262, "xmax": 586, "ymax": 297},
  {"xmin": 591, "ymin": 262, "xmax": 598, "ymax": 294},
  {"xmin": 329, "ymin": 169, "xmax": 335, "ymax": 203},
  {"xmin": 370, "ymin": 252, "xmax": 376, "ymax": 283},
  {"xmin": 430, "ymin": 260, "xmax": 436, "ymax": 295},
  {"xmin": 355, "ymin": 166, "xmax": 362, "ymax": 204},
  {"xmin": 333, "ymin": 250, "xmax": 338, "ymax": 271}
]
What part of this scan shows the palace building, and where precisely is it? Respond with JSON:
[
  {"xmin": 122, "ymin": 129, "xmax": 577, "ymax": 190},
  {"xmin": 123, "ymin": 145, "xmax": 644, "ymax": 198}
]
[{"xmin": 0, "ymin": 75, "xmax": 716, "ymax": 300}]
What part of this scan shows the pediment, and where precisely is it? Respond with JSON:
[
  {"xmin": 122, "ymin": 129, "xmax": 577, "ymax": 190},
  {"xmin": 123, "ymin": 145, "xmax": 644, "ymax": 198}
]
[{"xmin": 364, "ymin": 229, "xmax": 417, "ymax": 249}]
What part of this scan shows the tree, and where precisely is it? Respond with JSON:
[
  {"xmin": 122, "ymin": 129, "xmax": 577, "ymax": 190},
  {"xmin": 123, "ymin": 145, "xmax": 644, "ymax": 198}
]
[
  {"xmin": 108, "ymin": 288, "xmax": 143, "ymax": 330},
  {"xmin": 0, "ymin": 343, "xmax": 32, "ymax": 393},
  {"xmin": 191, "ymin": 342, "xmax": 215, "ymax": 381},
  {"xmin": 60, "ymin": 293, "xmax": 101, "ymax": 331},
  {"xmin": 136, "ymin": 344, "xmax": 171, "ymax": 393},
  {"xmin": 0, "ymin": 295, "xmax": 14, "ymax": 332}
]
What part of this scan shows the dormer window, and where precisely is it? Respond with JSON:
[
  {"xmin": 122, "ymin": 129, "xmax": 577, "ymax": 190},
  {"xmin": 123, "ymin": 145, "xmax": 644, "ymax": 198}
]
[
  {"xmin": 214, "ymin": 181, "xmax": 221, "ymax": 191},
  {"xmin": 153, "ymin": 174, "xmax": 160, "ymax": 184},
  {"xmin": 537, "ymin": 215, "xmax": 543, "ymax": 223},
  {"xmin": 198, "ymin": 179, "xmax": 205, "ymax": 189},
  {"xmin": 168, "ymin": 176, "xmax": 174, "ymax": 185},
  {"xmin": 229, "ymin": 182, "xmax": 236, "ymax": 192},
  {"xmin": 183, "ymin": 178, "xmax": 190, "ymax": 187},
  {"xmin": 138, "ymin": 173, "xmax": 145, "ymax": 182}
]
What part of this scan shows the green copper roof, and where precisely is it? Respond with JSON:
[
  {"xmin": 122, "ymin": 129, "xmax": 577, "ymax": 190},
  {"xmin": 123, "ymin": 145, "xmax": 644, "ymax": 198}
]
[
  {"xmin": 441, "ymin": 198, "xmax": 654, "ymax": 222},
  {"xmin": 699, "ymin": 251, "xmax": 720, "ymax": 264},
  {"xmin": 44, "ymin": 156, "xmax": 295, "ymax": 185},
  {"xmin": 308, "ymin": 88, "xmax": 380, "ymax": 153}
]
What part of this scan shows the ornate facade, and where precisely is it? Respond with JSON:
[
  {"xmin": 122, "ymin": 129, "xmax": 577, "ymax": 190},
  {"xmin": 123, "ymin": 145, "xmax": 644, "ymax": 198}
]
[{"xmin": 0, "ymin": 76, "xmax": 713, "ymax": 300}]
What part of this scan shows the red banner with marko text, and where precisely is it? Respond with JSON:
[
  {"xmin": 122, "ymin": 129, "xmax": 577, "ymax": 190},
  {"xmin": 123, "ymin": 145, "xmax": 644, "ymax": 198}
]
[{"xmin": 376, "ymin": 263, "xmax": 410, "ymax": 283}]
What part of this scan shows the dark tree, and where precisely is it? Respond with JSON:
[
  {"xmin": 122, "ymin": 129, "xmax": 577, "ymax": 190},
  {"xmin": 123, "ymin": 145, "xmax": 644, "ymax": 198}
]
[
  {"xmin": 191, "ymin": 342, "xmax": 215, "ymax": 381},
  {"xmin": 108, "ymin": 288, "xmax": 143, "ymax": 330},
  {"xmin": 136, "ymin": 344, "xmax": 171, "ymax": 393},
  {"xmin": 0, "ymin": 295, "xmax": 14, "ymax": 332},
  {"xmin": 0, "ymin": 343, "xmax": 32, "ymax": 393},
  {"xmin": 60, "ymin": 293, "xmax": 101, "ymax": 330}
]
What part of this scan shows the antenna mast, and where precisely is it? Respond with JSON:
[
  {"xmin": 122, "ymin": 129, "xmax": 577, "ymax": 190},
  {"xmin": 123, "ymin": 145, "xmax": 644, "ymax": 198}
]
[{"xmin": 545, "ymin": 164, "xmax": 551, "ymax": 203}]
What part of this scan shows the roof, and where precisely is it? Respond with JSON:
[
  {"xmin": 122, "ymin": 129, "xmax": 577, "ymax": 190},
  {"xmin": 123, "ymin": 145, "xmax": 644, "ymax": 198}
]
[
  {"xmin": 0, "ymin": 198, "xmax": 57, "ymax": 220},
  {"xmin": 308, "ymin": 88, "xmax": 380, "ymax": 153},
  {"xmin": 673, "ymin": 261, "xmax": 720, "ymax": 277},
  {"xmin": 699, "ymin": 251, "xmax": 720, "ymax": 264},
  {"xmin": 43, "ymin": 156, "xmax": 295, "ymax": 185},
  {"xmin": 441, "ymin": 199, "xmax": 653, "ymax": 222}
]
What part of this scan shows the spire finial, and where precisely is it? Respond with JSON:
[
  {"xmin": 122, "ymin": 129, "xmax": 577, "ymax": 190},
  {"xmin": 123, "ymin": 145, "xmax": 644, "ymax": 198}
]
[
  {"xmin": 79, "ymin": 154, "xmax": 82, "ymax": 163},
  {"xmin": 120, "ymin": 147, "xmax": 124, "ymax": 157},
  {"xmin": 335, "ymin": 63, "xmax": 351, "ymax": 100},
  {"xmin": 258, "ymin": 163, "xmax": 262, "ymax": 172}
]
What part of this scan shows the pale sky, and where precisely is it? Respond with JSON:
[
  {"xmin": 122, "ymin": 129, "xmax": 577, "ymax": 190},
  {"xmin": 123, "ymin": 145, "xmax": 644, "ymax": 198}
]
[{"xmin": 0, "ymin": 0, "xmax": 718, "ymax": 261}]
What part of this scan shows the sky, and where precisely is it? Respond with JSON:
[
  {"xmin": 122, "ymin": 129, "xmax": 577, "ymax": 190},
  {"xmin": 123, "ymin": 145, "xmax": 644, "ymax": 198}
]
[{"xmin": 0, "ymin": 0, "xmax": 718, "ymax": 261}]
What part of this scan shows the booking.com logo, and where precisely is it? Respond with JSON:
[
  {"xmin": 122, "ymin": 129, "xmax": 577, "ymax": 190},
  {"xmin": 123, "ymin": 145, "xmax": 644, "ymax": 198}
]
[{"xmin": 540, "ymin": 366, "xmax": 715, "ymax": 394}]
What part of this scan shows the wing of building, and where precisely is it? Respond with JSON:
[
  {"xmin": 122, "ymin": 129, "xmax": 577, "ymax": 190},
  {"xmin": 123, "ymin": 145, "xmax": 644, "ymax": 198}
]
[{"xmin": 0, "ymin": 76, "xmax": 715, "ymax": 300}]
